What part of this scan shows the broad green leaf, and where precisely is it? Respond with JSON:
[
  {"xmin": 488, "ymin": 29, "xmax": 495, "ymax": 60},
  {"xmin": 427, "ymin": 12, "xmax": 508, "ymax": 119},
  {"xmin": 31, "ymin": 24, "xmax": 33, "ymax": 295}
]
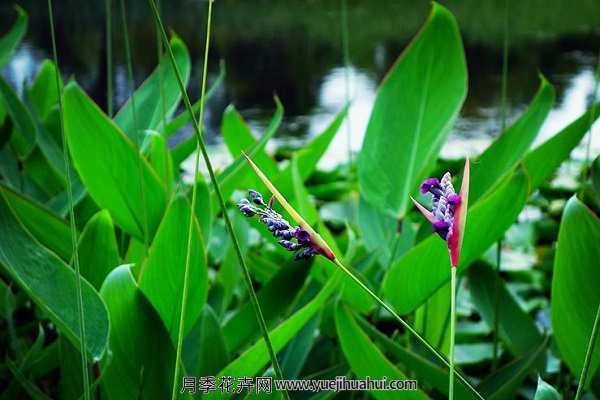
[
  {"xmin": 77, "ymin": 210, "xmax": 120, "ymax": 290},
  {"xmin": 114, "ymin": 36, "xmax": 191, "ymax": 140},
  {"xmin": 281, "ymin": 312, "xmax": 321, "ymax": 379},
  {"xmin": 138, "ymin": 194, "xmax": 208, "ymax": 343},
  {"xmin": 334, "ymin": 302, "xmax": 427, "ymax": 400},
  {"xmin": 477, "ymin": 336, "xmax": 548, "ymax": 400},
  {"xmin": 358, "ymin": 3, "xmax": 467, "ymax": 217},
  {"xmin": 534, "ymin": 377, "xmax": 561, "ymax": 400},
  {"xmin": 0, "ymin": 76, "xmax": 36, "ymax": 159},
  {"xmin": 148, "ymin": 131, "xmax": 174, "ymax": 193},
  {"xmin": 28, "ymin": 60, "xmax": 62, "ymax": 119},
  {"xmin": 100, "ymin": 265, "xmax": 174, "ymax": 400},
  {"xmin": 523, "ymin": 103, "xmax": 600, "ymax": 189},
  {"xmin": 0, "ymin": 184, "xmax": 72, "ymax": 260},
  {"xmin": 63, "ymin": 82, "xmax": 167, "ymax": 240},
  {"xmin": 211, "ymin": 98, "xmax": 283, "ymax": 208},
  {"xmin": 275, "ymin": 105, "xmax": 348, "ymax": 197},
  {"xmin": 183, "ymin": 305, "xmax": 229, "ymax": 377},
  {"xmin": 414, "ymin": 280, "xmax": 450, "ymax": 356},
  {"xmin": 357, "ymin": 315, "xmax": 481, "ymax": 400},
  {"xmin": 58, "ymin": 337, "xmax": 90, "ymax": 400},
  {"xmin": 383, "ymin": 169, "xmax": 529, "ymax": 314},
  {"xmin": 552, "ymin": 196, "xmax": 600, "ymax": 385},
  {"xmin": 0, "ymin": 6, "xmax": 27, "ymax": 67},
  {"xmin": 0, "ymin": 191, "xmax": 109, "ymax": 359},
  {"xmin": 164, "ymin": 60, "xmax": 226, "ymax": 138},
  {"xmin": 468, "ymin": 262, "xmax": 543, "ymax": 357},
  {"xmin": 222, "ymin": 102, "xmax": 280, "ymax": 183},
  {"xmin": 206, "ymin": 273, "xmax": 341, "ymax": 399},
  {"xmin": 289, "ymin": 155, "xmax": 319, "ymax": 224},
  {"xmin": 222, "ymin": 261, "xmax": 310, "ymax": 354},
  {"xmin": 470, "ymin": 75, "xmax": 555, "ymax": 202}
]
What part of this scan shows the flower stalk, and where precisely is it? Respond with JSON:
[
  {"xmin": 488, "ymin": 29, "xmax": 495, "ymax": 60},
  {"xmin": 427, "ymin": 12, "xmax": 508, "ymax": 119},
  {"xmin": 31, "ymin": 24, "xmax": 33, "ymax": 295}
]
[
  {"xmin": 575, "ymin": 302, "xmax": 600, "ymax": 400},
  {"xmin": 242, "ymin": 155, "xmax": 482, "ymax": 400},
  {"xmin": 411, "ymin": 159, "xmax": 470, "ymax": 400}
]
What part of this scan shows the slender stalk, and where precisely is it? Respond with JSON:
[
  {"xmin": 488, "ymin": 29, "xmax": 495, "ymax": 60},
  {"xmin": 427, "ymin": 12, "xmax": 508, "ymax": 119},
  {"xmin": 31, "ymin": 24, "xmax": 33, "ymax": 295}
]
[
  {"xmin": 155, "ymin": 0, "xmax": 167, "ymax": 131},
  {"xmin": 574, "ymin": 302, "xmax": 600, "ymax": 400},
  {"xmin": 492, "ymin": 0, "xmax": 509, "ymax": 372},
  {"xmin": 105, "ymin": 0, "xmax": 113, "ymax": 116},
  {"xmin": 340, "ymin": 0, "xmax": 352, "ymax": 166},
  {"xmin": 491, "ymin": 239, "xmax": 502, "ymax": 371},
  {"xmin": 332, "ymin": 259, "xmax": 483, "ymax": 400},
  {"xmin": 449, "ymin": 267, "xmax": 457, "ymax": 400},
  {"xmin": 147, "ymin": 2, "xmax": 288, "ymax": 398},
  {"xmin": 119, "ymin": 0, "xmax": 149, "ymax": 247},
  {"xmin": 47, "ymin": 1, "xmax": 89, "ymax": 399}
]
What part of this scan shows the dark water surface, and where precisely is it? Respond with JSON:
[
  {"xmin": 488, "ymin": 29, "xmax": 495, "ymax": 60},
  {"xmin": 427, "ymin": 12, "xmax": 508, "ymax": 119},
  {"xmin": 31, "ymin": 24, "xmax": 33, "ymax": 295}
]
[{"xmin": 1, "ymin": 0, "xmax": 599, "ymax": 171}]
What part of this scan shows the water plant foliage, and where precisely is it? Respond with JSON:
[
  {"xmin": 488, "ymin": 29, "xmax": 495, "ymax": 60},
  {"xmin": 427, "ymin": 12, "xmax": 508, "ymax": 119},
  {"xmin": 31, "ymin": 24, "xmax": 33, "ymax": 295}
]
[{"xmin": 0, "ymin": 2, "xmax": 599, "ymax": 399}]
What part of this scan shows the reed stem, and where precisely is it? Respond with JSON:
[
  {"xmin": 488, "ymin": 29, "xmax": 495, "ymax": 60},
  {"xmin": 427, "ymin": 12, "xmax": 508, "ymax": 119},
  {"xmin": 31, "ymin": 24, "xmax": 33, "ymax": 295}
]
[
  {"xmin": 146, "ymin": 2, "xmax": 289, "ymax": 398},
  {"xmin": 449, "ymin": 266, "xmax": 457, "ymax": 400},
  {"xmin": 105, "ymin": 0, "xmax": 113, "ymax": 117},
  {"xmin": 574, "ymin": 302, "xmax": 600, "ymax": 400},
  {"xmin": 47, "ymin": 1, "xmax": 89, "ymax": 399}
]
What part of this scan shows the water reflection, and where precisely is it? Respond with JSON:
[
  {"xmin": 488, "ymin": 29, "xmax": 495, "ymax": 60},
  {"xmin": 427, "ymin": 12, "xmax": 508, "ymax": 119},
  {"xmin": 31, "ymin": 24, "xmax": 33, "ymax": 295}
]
[{"xmin": 1, "ymin": 0, "xmax": 599, "ymax": 172}]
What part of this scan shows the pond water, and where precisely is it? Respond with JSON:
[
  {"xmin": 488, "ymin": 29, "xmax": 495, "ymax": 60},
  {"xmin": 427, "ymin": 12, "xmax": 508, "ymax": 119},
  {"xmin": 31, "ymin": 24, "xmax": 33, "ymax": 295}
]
[{"xmin": 1, "ymin": 0, "xmax": 599, "ymax": 174}]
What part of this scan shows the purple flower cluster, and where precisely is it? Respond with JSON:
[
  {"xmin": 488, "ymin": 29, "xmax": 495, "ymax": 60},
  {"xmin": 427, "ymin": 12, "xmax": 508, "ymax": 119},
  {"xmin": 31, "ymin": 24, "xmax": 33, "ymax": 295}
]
[
  {"xmin": 419, "ymin": 173, "xmax": 461, "ymax": 241},
  {"xmin": 238, "ymin": 189, "xmax": 318, "ymax": 260}
]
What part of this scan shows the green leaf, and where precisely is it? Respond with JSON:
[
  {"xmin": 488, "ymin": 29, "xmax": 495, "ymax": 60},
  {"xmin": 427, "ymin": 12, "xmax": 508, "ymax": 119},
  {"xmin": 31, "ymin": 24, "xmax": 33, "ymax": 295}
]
[
  {"xmin": 414, "ymin": 281, "xmax": 450, "ymax": 355},
  {"xmin": 334, "ymin": 302, "xmax": 427, "ymax": 400},
  {"xmin": 211, "ymin": 99, "xmax": 283, "ymax": 208},
  {"xmin": 534, "ymin": 377, "xmax": 561, "ymax": 400},
  {"xmin": 183, "ymin": 305, "xmax": 229, "ymax": 377},
  {"xmin": 100, "ymin": 265, "xmax": 174, "ymax": 400},
  {"xmin": 138, "ymin": 194, "xmax": 208, "ymax": 344},
  {"xmin": 468, "ymin": 262, "xmax": 543, "ymax": 357},
  {"xmin": 77, "ymin": 210, "xmax": 120, "ymax": 290},
  {"xmin": 114, "ymin": 35, "xmax": 191, "ymax": 140},
  {"xmin": 523, "ymin": 103, "xmax": 600, "ymax": 189},
  {"xmin": 164, "ymin": 60, "xmax": 225, "ymax": 138},
  {"xmin": 0, "ymin": 191, "xmax": 109, "ymax": 359},
  {"xmin": 148, "ymin": 130, "xmax": 174, "ymax": 193},
  {"xmin": 383, "ymin": 169, "xmax": 529, "ymax": 314},
  {"xmin": 477, "ymin": 336, "xmax": 548, "ymax": 400},
  {"xmin": 28, "ymin": 60, "xmax": 62, "ymax": 119},
  {"xmin": 469, "ymin": 75, "xmax": 555, "ymax": 202},
  {"xmin": 357, "ymin": 315, "xmax": 481, "ymax": 400},
  {"xmin": 0, "ymin": 184, "xmax": 72, "ymax": 260},
  {"xmin": 222, "ymin": 102, "xmax": 279, "ymax": 183},
  {"xmin": 222, "ymin": 261, "xmax": 310, "ymax": 354},
  {"xmin": 63, "ymin": 81, "xmax": 167, "ymax": 241},
  {"xmin": 0, "ymin": 6, "xmax": 27, "ymax": 67},
  {"xmin": 275, "ymin": 105, "xmax": 347, "ymax": 197},
  {"xmin": 0, "ymin": 76, "xmax": 36, "ymax": 159},
  {"xmin": 207, "ymin": 273, "xmax": 340, "ymax": 395},
  {"xmin": 281, "ymin": 312, "xmax": 321, "ymax": 379},
  {"xmin": 552, "ymin": 196, "xmax": 600, "ymax": 385},
  {"xmin": 358, "ymin": 3, "xmax": 467, "ymax": 217}
]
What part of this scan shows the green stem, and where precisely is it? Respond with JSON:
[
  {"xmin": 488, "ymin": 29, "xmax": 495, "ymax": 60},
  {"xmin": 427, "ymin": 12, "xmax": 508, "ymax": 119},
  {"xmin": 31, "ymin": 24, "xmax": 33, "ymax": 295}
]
[
  {"xmin": 449, "ymin": 267, "xmax": 457, "ymax": 400},
  {"xmin": 105, "ymin": 0, "xmax": 113, "ymax": 117},
  {"xmin": 574, "ymin": 302, "xmax": 600, "ymax": 400},
  {"xmin": 491, "ymin": 238, "xmax": 502, "ymax": 371},
  {"xmin": 119, "ymin": 0, "xmax": 149, "ymax": 249},
  {"xmin": 47, "ymin": 1, "xmax": 89, "ymax": 399},
  {"xmin": 146, "ymin": 2, "xmax": 289, "ymax": 399},
  {"xmin": 332, "ymin": 259, "xmax": 483, "ymax": 400},
  {"xmin": 340, "ymin": 0, "xmax": 352, "ymax": 166}
]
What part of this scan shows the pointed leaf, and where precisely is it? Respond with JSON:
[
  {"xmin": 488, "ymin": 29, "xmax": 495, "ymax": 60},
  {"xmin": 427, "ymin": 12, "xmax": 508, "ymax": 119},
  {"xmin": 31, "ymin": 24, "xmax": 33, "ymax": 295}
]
[
  {"xmin": 358, "ymin": 3, "xmax": 467, "ymax": 217},
  {"xmin": 0, "ymin": 6, "xmax": 27, "ymax": 67}
]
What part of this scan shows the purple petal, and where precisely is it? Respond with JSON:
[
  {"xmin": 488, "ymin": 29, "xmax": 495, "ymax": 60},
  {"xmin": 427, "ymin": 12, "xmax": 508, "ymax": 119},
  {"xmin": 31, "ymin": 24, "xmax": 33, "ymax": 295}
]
[{"xmin": 420, "ymin": 178, "xmax": 440, "ymax": 194}]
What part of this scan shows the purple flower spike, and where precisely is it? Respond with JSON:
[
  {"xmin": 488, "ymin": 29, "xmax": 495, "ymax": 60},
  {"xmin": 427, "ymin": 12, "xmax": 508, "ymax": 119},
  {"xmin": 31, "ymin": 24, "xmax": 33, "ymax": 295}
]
[
  {"xmin": 238, "ymin": 198, "xmax": 256, "ymax": 217},
  {"xmin": 447, "ymin": 194, "xmax": 461, "ymax": 206},
  {"xmin": 420, "ymin": 178, "xmax": 440, "ymax": 194},
  {"xmin": 412, "ymin": 160, "xmax": 470, "ymax": 268},
  {"xmin": 248, "ymin": 189, "xmax": 266, "ymax": 206},
  {"xmin": 238, "ymin": 189, "xmax": 320, "ymax": 261},
  {"xmin": 295, "ymin": 228, "xmax": 311, "ymax": 244}
]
